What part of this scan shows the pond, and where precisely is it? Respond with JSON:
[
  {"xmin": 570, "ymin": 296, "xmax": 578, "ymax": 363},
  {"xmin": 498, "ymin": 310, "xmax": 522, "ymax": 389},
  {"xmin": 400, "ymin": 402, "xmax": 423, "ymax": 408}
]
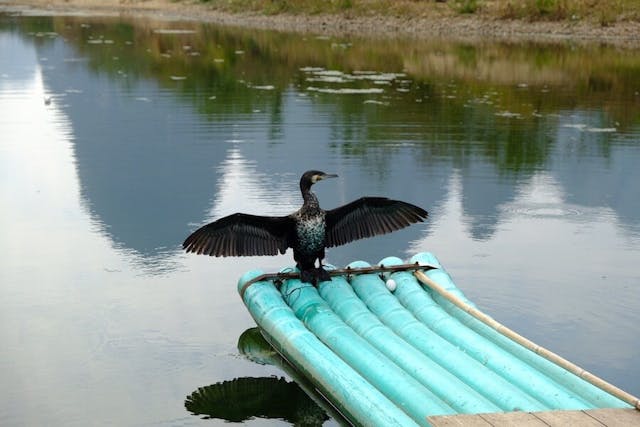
[{"xmin": 1, "ymin": 10, "xmax": 639, "ymax": 426}]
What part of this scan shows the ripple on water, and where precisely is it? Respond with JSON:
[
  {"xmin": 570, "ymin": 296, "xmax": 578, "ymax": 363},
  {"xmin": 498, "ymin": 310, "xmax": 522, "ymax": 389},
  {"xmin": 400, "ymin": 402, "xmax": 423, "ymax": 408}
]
[{"xmin": 502, "ymin": 203, "xmax": 585, "ymax": 220}]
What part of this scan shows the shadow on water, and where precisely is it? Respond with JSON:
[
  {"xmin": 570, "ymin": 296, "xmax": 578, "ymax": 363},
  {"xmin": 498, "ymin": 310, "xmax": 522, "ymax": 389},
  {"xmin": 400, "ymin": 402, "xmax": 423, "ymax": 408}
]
[{"xmin": 185, "ymin": 328, "xmax": 342, "ymax": 425}]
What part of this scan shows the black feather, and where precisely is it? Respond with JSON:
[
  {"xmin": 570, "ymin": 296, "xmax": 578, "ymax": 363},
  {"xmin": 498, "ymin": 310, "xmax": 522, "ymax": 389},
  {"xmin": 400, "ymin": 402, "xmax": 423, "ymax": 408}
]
[
  {"xmin": 183, "ymin": 213, "xmax": 293, "ymax": 257},
  {"xmin": 325, "ymin": 197, "xmax": 428, "ymax": 248}
]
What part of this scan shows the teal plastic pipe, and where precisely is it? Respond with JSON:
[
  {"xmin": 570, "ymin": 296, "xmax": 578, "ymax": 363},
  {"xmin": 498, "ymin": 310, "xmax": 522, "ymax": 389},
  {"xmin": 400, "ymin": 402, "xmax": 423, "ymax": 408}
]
[
  {"xmin": 317, "ymin": 273, "xmax": 501, "ymax": 414},
  {"xmin": 409, "ymin": 252, "xmax": 630, "ymax": 409},
  {"xmin": 237, "ymin": 270, "xmax": 421, "ymax": 427},
  {"xmin": 279, "ymin": 277, "xmax": 456, "ymax": 425},
  {"xmin": 347, "ymin": 260, "xmax": 548, "ymax": 412},
  {"xmin": 237, "ymin": 328, "xmax": 349, "ymax": 424},
  {"xmin": 378, "ymin": 255, "xmax": 591, "ymax": 410}
]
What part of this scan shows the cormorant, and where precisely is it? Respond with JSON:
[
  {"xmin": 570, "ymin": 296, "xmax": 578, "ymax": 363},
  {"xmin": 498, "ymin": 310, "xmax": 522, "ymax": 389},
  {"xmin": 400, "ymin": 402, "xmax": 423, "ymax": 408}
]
[{"xmin": 183, "ymin": 170, "xmax": 428, "ymax": 284}]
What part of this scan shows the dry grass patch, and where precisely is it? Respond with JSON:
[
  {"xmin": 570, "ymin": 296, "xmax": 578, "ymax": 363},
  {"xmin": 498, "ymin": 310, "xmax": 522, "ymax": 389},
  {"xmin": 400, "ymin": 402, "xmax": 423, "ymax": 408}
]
[
  {"xmin": 489, "ymin": 0, "xmax": 640, "ymax": 24},
  {"xmin": 196, "ymin": 0, "xmax": 458, "ymax": 17},
  {"xmin": 202, "ymin": 0, "xmax": 640, "ymax": 24}
]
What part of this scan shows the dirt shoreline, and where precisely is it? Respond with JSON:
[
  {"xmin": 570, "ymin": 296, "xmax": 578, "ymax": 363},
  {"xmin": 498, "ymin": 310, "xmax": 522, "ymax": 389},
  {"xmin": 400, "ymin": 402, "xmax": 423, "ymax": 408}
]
[{"xmin": 3, "ymin": 0, "xmax": 640, "ymax": 47}]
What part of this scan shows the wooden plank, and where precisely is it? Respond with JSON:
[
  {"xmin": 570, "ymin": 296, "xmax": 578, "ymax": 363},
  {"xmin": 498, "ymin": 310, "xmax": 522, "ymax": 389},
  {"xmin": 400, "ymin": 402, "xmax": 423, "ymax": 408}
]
[
  {"xmin": 479, "ymin": 411, "xmax": 549, "ymax": 426},
  {"xmin": 428, "ymin": 409, "xmax": 640, "ymax": 427},
  {"xmin": 427, "ymin": 413, "xmax": 492, "ymax": 427},
  {"xmin": 533, "ymin": 410, "xmax": 605, "ymax": 426},
  {"xmin": 585, "ymin": 408, "xmax": 640, "ymax": 426}
]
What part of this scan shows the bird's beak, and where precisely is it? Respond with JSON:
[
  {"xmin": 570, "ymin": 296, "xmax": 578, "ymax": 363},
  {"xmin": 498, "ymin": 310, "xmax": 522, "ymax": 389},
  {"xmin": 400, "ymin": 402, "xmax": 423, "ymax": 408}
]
[{"xmin": 321, "ymin": 173, "xmax": 338, "ymax": 180}]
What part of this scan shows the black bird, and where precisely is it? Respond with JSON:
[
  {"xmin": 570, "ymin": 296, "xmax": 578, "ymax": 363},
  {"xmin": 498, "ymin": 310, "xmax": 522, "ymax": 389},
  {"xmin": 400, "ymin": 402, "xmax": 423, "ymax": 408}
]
[{"xmin": 183, "ymin": 170, "xmax": 428, "ymax": 284}]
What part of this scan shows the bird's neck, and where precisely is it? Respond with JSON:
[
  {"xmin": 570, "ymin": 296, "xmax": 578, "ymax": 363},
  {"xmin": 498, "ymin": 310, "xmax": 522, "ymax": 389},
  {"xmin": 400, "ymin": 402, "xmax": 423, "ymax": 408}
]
[{"xmin": 301, "ymin": 187, "xmax": 320, "ymax": 210}]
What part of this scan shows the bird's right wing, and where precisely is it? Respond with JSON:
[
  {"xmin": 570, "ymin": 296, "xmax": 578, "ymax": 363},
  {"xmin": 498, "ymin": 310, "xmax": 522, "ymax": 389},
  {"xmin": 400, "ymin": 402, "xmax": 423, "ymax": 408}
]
[
  {"xmin": 325, "ymin": 197, "xmax": 428, "ymax": 248},
  {"xmin": 183, "ymin": 213, "xmax": 294, "ymax": 257}
]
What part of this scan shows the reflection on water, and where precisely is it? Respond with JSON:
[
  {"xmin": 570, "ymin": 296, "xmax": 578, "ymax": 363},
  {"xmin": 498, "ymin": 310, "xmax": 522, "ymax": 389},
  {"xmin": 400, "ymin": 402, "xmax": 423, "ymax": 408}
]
[
  {"xmin": 1, "ymin": 11, "xmax": 639, "ymax": 426},
  {"xmin": 186, "ymin": 377, "xmax": 328, "ymax": 424},
  {"xmin": 185, "ymin": 329, "xmax": 332, "ymax": 425}
]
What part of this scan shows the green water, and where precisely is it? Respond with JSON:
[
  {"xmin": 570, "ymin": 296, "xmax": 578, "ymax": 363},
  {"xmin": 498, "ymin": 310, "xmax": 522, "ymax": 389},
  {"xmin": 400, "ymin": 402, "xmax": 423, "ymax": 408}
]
[{"xmin": 1, "ymin": 12, "xmax": 639, "ymax": 426}]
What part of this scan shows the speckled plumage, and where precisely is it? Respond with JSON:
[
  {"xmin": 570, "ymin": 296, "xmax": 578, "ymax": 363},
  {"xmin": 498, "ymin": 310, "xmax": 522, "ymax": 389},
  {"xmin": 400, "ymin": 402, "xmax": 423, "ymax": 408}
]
[
  {"xmin": 291, "ymin": 183, "xmax": 329, "ymax": 283},
  {"xmin": 294, "ymin": 214, "xmax": 325, "ymax": 255}
]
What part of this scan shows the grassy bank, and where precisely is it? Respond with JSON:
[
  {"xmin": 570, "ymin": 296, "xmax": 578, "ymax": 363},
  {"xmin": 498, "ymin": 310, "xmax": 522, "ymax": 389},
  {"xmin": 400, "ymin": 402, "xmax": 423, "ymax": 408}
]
[
  {"xmin": 4, "ymin": 0, "xmax": 640, "ymax": 46},
  {"xmin": 198, "ymin": 0, "xmax": 640, "ymax": 26},
  {"xmin": 490, "ymin": 0, "xmax": 640, "ymax": 25}
]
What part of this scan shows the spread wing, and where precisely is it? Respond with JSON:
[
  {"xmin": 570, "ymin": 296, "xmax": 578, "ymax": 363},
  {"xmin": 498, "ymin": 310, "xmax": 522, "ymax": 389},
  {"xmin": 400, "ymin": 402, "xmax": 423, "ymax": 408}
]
[
  {"xmin": 325, "ymin": 197, "xmax": 428, "ymax": 248},
  {"xmin": 183, "ymin": 213, "xmax": 294, "ymax": 257}
]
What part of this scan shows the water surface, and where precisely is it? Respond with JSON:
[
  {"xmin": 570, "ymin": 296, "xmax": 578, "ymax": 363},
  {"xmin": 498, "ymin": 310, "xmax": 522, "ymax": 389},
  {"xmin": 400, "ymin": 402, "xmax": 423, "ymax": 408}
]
[{"xmin": 1, "ymin": 12, "xmax": 639, "ymax": 426}]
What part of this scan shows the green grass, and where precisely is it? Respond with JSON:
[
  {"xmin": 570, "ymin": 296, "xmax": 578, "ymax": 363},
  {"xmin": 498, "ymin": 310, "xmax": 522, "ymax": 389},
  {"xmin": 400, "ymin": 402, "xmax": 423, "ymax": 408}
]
[{"xmin": 453, "ymin": 0, "xmax": 479, "ymax": 14}]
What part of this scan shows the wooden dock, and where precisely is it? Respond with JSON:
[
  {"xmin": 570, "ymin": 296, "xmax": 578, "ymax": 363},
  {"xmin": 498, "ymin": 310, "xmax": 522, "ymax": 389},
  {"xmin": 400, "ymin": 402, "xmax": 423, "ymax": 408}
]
[{"xmin": 427, "ymin": 408, "xmax": 640, "ymax": 426}]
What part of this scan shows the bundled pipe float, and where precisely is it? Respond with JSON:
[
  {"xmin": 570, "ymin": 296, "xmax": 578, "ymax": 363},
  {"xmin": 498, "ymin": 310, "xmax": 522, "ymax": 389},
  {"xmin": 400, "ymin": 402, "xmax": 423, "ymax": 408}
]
[{"xmin": 237, "ymin": 252, "xmax": 636, "ymax": 427}]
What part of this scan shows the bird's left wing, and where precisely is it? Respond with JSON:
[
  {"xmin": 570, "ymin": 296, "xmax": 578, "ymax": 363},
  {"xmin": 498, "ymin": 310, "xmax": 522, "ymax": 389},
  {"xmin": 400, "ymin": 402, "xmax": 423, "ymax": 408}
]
[
  {"xmin": 325, "ymin": 197, "xmax": 428, "ymax": 248},
  {"xmin": 183, "ymin": 213, "xmax": 294, "ymax": 257}
]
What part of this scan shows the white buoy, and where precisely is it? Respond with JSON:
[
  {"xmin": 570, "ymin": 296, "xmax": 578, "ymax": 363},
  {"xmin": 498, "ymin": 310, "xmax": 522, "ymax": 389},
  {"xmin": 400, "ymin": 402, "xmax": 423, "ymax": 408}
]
[{"xmin": 385, "ymin": 279, "xmax": 397, "ymax": 292}]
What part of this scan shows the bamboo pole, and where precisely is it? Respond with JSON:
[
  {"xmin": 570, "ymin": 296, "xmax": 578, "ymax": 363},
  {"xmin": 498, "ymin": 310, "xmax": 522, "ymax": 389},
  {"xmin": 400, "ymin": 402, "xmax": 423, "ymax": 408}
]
[
  {"xmin": 239, "ymin": 262, "xmax": 434, "ymax": 298},
  {"xmin": 413, "ymin": 269, "xmax": 640, "ymax": 411}
]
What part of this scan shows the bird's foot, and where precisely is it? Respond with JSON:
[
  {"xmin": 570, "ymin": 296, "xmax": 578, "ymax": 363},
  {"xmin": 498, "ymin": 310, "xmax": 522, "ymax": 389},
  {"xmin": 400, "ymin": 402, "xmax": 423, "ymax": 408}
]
[
  {"xmin": 300, "ymin": 269, "xmax": 318, "ymax": 286},
  {"xmin": 299, "ymin": 267, "xmax": 331, "ymax": 286},
  {"xmin": 316, "ymin": 267, "xmax": 332, "ymax": 283}
]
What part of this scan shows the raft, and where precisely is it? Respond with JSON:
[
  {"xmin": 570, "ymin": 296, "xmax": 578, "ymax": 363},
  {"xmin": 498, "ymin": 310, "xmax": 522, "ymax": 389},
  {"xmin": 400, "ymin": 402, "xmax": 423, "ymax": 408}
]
[{"xmin": 237, "ymin": 252, "xmax": 637, "ymax": 427}]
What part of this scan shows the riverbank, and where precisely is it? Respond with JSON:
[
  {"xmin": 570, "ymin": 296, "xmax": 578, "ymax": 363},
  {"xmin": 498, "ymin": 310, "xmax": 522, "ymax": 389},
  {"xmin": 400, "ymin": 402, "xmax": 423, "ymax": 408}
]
[{"xmin": 2, "ymin": 0, "xmax": 640, "ymax": 47}]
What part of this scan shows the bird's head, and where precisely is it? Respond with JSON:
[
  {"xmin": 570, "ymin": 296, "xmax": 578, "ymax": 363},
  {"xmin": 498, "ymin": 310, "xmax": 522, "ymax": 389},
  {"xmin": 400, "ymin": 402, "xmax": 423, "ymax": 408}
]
[{"xmin": 300, "ymin": 170, "xmax": 338, "ymax": 191}]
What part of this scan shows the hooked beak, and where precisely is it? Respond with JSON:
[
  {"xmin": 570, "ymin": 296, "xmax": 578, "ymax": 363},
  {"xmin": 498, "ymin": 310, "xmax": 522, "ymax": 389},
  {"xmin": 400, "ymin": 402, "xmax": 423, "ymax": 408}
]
[{"xmin": 320, "ymin": 173, "xmax": 338, "ymax": 180}]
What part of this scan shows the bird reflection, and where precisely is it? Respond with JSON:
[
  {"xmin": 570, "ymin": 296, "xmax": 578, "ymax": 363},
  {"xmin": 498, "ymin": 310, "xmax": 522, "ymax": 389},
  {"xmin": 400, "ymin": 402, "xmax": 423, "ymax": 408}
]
[
  {"xmin": 185, "ymin": 328, "xmax": 333, "ymax": 426},
  {"xmin": 185, "ymin": 376, "xmax": 329, "ymax": 425}
]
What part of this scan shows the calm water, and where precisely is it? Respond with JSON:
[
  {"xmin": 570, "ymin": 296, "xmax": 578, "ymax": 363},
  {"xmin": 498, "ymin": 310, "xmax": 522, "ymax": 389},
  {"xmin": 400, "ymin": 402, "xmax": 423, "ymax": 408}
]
[{"xmin": 1, "ymin": 11, "xmax": 639, "ymax": 426}]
